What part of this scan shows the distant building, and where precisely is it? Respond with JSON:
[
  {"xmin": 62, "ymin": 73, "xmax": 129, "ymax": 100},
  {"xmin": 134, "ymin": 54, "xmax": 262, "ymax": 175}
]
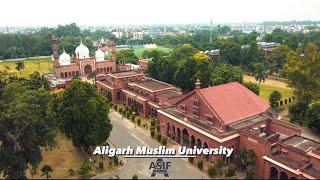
[{"xmin": 203, "ymin": 49, "xmax": 221, "ymax": 62}]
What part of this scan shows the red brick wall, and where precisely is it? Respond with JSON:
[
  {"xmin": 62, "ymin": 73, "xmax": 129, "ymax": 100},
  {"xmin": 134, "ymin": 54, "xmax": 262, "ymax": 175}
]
[{"xmin": 269, "ymin": 120, "xmax": 301, "ymax": 136}]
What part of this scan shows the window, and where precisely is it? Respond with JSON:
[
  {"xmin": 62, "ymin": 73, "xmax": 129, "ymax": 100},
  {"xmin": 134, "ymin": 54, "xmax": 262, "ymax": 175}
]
[
  {"xmin": 205, "ymin": 114, "xmax": 214, "ymax": 123},
  {"xmin": 193, "ymin": 99, "xmax": 200, "ymax": 106},
  {"xmin": 193, "ymin": 110, "xmax": 199, "ymax": 118},
  {"xmin": 180, "ymin": 104, "xmax": 187, "ymax": 112}
]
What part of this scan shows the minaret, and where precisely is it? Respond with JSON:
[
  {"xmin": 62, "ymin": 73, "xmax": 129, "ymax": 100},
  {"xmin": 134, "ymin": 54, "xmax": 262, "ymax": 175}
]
[
  {"xmin": 210, "ymin": 17, "xmax": 213, "ymax": 43},
  {"xmin": 109, "ymin": 34, "xmax": 116, "ymax": 61},
  {"xmin": 51, "ymin": 35, "xmax": 60, "ymax": 67},
  {"xmin": 195, "ymin": 79, "xmax": 201, "ymax": 89}
]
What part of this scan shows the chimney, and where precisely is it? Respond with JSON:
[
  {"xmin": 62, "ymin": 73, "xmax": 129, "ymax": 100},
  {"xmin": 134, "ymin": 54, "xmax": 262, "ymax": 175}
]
[{"xmin": 195, "ymin": 79, "xmax": 201, "ymax": 89}]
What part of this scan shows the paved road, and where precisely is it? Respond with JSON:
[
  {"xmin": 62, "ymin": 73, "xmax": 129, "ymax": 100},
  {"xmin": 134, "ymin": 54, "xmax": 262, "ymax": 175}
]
[{"xmin": 92, "ymin": 111, "xmax": 209, "ymax": 179}]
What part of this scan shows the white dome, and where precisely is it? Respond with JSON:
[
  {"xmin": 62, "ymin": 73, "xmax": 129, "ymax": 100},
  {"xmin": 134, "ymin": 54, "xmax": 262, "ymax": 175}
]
[
  {"xmin": 95, "ymin": 48, "xmax": 105, "ymax": 62},
  {"xmin": 75, "ymin": 40, "xmax": 90, "ymax": 59},
  {"xmin": 59, "ymin": 50, "xmax": 71, "ymax": 65}
]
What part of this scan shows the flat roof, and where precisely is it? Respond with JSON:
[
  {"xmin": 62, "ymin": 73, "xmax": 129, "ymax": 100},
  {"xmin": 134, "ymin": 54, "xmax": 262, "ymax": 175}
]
[
  {"xmin": 158, "ymin": 90, "xmax": 182, "ymax": 99},
  {"xmin": 283, "ymin": 135, "xmax": 320, "ymax": 153},
  {"xmin": 134, "ymin": 79, "xmax": 172, "ymax": 91},
  {"xmin": 109, "ymin": 71, "xmax": 144, "ymax": 78}
]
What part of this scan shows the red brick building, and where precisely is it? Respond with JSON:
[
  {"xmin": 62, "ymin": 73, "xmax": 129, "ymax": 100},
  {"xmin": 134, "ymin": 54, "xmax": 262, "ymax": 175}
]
[{"xmin": 157, "ymin": 81, "xmax": 320, "ymax": 179}]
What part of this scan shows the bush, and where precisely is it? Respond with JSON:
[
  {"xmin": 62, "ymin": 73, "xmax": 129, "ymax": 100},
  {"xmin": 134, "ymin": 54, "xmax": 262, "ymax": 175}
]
[
  {"xmin": 150, "ymin": 130, "xmax": 155, "ymax": 137},
  {"xmin": 245, "ymin": 166, "xmax": 254, "ymax": 179},
  {"xmin": 156, "ymin": 124, "xmax": 160, "ymax": 132},
  {"xmin": 225, "ymin": 164, "xmax": 236, "ymax": 177},
  {"xmin": 137, "ymin": 118, "xmax": 141, "ymax": 126},
  {"xmin": 243, "ymin": 82, "xmax": 260, "ymax": 95},
  {"xmin": 231, "ymin": 175, "xmax": 238, "ymax": 179},
  {"xmin": 98, "ymin": 161, "xmax": 104, "ymax": 169},
  {"xmin": 280, "ymin": 100, "xmax": 283, "ymax": 106},
  {"xmin": 125, "ymin": 106, "xmax": 129, "ymax": 112},
  {"xmin": 114, "ymin": 156, "xmax": 119, "ymax": 166},
  {"xmin": 197, "ymin": 160, "xmax": 203, "ymax": 170},
  {"xmin": 131, "ymin": 115, "xmax": 135, "ymax": 121},
  {"xmin": 161, "ymin": 137, "xmax": 167, "ymax": 146},
  {"xmin": 156, "ymin": 133, "xmax": 162, "ymax": 142},
  {"xmin": 114, "ymin": 104, "xmax": 118, "ymax": 110},
  {"xmin": 132, "ymin": 174, "xmax": 138, "ymax": 179},
  {"xmin": 150, "ymin": 126, "xmax": 155, "ymax": 132},
  {"xmin": 207, "ymin": 165, "xmax": 217, "ymax": 177},
  {"xmin": 126, "ymin": 112, "xmax": 131, "ymax": 118},
  {"xmin": 119, "ymin": 108, "xmax": 123, "ymax": 113},
  {"xmin": 151, "ymin": 121, "xmax": 156, "ymax": 127},
  {"xmin": 78, "ymin": 160, "xmax": 91, "ymax": 176},
  {"xmin": 68, "ymin": 168, "xmax": 74, "ymax": 176},
  {"xmin": 188, "ymin": 157, "xmax": 194, "ymax": 164}
]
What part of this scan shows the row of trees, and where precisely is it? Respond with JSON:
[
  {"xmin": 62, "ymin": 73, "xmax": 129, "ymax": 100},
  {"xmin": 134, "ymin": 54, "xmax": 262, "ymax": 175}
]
[{"xmin": 0, "ymin": 69, "xmax": 113, "ymax": 178}]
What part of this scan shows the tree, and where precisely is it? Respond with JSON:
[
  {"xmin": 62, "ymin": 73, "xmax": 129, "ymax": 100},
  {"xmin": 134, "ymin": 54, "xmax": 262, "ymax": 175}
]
[
  {"xmin": 289, "ymin": 101, "xmax": 309, "ymax": 126},
  {"xmin": 194, "ymin": 52, "xmax": 210, "ymax": 62},
  {"xmin": 253, "ymin": 62, "xmax": 267, "ymax": 83},
  {"xmin": 56, "ymin": 80, "xmax": 112, "ymax": 153},
  {"xmin": 269, "ymin": 91, "xmax": 282, "ymax": 108},
  {"xmin": 116, "ymin": 49, "xmax": 138, "ymax": 64},
  {"xmin": 0, "ymin": 82, "xmax": 56, "ymax": 179},
  {"xmin": 15, "ymin": 60, "xmax": 25, "ymax": 76},
  {"xmin": 29, "ymin": 71, "xmax": 50, "ymax": 90},
  {"xmin": 243, "ymin": 82, "xmax": 260, "ymax": 95},
  {"xmin": 174, "ymin": 58, "xmax": 198, "ymax": 92},
  {"xmin": 284, "ymin": 43, "xmax": 320, "ymax": 104},
  {"xmin": 266, "ymin": 45, "xmax": 291, "ymax": 76},
  {"xmin": 211, "ymin": 62, "xmax": 243, "ymax": 86},
  {"xmin": 220, "ymin": 42, "xmax": 242, "ymax": 66},
  {"xmin": 236, "ymin": 149, "xmax": 256, "ymax": 171},
  {"xmin": 41, "ymin": 165, "xmax": 53, "ymax": 179},
  {"xmin": 305, "ymin": 102, "xmax": 320, "ymax": 131},
  {"xmin": 87, "ymin": 70, "xmax": 98, "ymax": 85},
  {"xmin": 171, "ymin": 44, "xmax": 199, "ymax": 60}
]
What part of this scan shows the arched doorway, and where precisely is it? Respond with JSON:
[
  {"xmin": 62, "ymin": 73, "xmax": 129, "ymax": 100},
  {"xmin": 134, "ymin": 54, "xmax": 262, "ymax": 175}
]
[
  {"xmin": 166, "ymin": 123, "xmax": 170, "ymax": 137},
  {"xmin": 203, "ymin": 142, "xmax": 209, "ymax": 161},
  {"xmin": 190, "ymin": 135, "xmax": 195, "ymax": 147},
  {"xmin": 279, "ymin": 172, "xmax": 288, "ymax": 179},
  {"xmin": 84, "ymin": 64, "xmax": 92, "ymax": 74},
  {"xmin": 171, "ymin": 125, "xmax": 175, "ymax": 141},
  {"xmin": 196, "ymin": 138, "xmax": 202, "ymax": 148},
  {"xmin": 176, "ymin": 128, "xmax": 181, "ymax": 144},
  {"xmin": 181, "ymin": 129, "xmax": 190, "ymax": 147},
  {"xmin": 269, "ymin": 167, "xmax": 278, "ymax": 179}
]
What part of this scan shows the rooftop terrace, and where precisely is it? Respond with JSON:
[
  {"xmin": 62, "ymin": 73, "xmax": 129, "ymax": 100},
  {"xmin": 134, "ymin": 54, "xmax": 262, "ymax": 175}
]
[
  {"xmin": 134, "ymin": 79, "xmax": 173, "ymax": 91},
  {"xmin": 283, "ymin": 135, "xmax": 320, "ymax": 153}
]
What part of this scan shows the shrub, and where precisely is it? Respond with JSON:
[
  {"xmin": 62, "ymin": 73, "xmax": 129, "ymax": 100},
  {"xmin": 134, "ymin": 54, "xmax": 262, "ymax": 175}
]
[
  {"xmin": 132, "ymin": 174, "xmax": 138, "ymax": 179},
  {"xmin": 131, "ymin": 115, "xmax": 135, "ymax": 121},
  {"xmin": 78, "ymin": 160, "xmax": 91, "ymax": 176},
  {"xmin": 114, "ymin": 104, "xmax": 118, "ymax": 110},
  {"xmin": 188, "ymin": 157, "xmax": 194, "ymax": 164},
  {"xmin": 156, "ymin": 124, "xmax": 160, "ymax": 132},
  {"xmin": 243, "ymin": 82, "xmax": 260, "ymax": 95},
  {"xmin": 245, "ymin": 166, "xmax": 254, "ymax": 179},
  {"xmin": 197, "ymin": 160, "xmax": 203, "ymax": 170},
  {"xmin": 231, "ymin": 175, "xmax": 238, "ymax": 179},
  {"xmin": 137, "ymin": 118, "xmax": 141, "ymax": 126},
  {"xmin": 125, "ymin": 106, "xmax": 129, "ymax": 112},
  {"xmin": 161, "ymin": 137, "xmax": 167, "ymax": 146},
  {"xmin": 68, "ymin": 168, "xmax": 74, "ymax": 176},
  {"xmin": 156, "ymin": 133, "xmax": 162, "ymax": 142},
  {"xmin": 225, "ymin": 164, "xmax": 236, "ymax": 177},
  {"xmin": 280, "ymin": 100, "xmax": 283, "ymax": 106},
  {"xmin": 114, "ymin": 156, "xmax": 119, "ymax": 166},
  {"xmin": 150, "ymin": 130, "xmax": 155, "ymax": 137},
  {"xmin": 119, "ymin": 108, "xmax": 123, "ymax": 113},
  {"xmin": 150, "ymin": 126, "xmax": 155, "ymax": 132},
  {"xmin": 207, "ymin": 165, "xmax": 217, "ymax": 177},
  {"xmin": 151, "ymin": 120, "xmax": 156, "ymax": 127},
  {"xmin": 126, "ymin": 112, "xmax": 131, "ymax": 118},
  {"xmin": 98, "ymin": 161, "xmax": 104, "ymax": 169}
]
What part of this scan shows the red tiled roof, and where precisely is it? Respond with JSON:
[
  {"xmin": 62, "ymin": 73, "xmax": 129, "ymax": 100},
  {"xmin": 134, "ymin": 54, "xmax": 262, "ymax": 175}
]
[{"xmin": 198, "ymin": 82, "xmax": 270, "ymax": 125}]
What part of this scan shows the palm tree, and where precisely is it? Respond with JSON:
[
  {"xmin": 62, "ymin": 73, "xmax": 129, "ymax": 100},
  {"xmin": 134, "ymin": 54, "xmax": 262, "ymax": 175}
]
[
  {"xmin": 41, "ymin": 164, "xmax": 53, "ymax": 180},
  {"xmin": 15, "ymin": 60, "xmax": 25, "ymax": 76}
]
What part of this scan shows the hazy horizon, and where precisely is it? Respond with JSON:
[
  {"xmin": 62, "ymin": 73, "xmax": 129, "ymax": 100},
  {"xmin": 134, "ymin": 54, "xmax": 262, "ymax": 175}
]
[{"xmin": 0, "ymin": 0, "xmax": 320, "ymax": 26}]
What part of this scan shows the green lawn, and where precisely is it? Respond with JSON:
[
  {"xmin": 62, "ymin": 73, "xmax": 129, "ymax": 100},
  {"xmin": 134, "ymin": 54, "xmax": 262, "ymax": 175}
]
[
  {"xmin": 132, "ymin": 45, "xmax": 172, "ymax": 58},
  {"xmin": 0, "ymin": 58, "xmax": 52, "ymax": 78},
  {"xmin": 258, "ymin": 83, "xmax": 294, "ymax": 101}
]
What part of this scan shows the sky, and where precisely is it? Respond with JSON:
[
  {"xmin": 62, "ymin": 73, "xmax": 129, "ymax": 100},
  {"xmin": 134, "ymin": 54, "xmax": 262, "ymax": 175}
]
[{"xmin": 0, "ymin": 0, "xmax": 320, "ymax": 26}]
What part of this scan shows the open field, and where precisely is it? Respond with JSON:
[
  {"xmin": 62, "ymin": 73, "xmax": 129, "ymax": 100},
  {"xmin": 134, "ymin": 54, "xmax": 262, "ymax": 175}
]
[
  {"xmin": 243, "ymin": 75, "xmax": 294, "ymax": 101},
  {"xmin": 0, "ymin": 58, "xmax": 52, "ymax": 78},
  {"xmin": 132, "ymin": 45, "xmax": 172, "ymax": 58}
]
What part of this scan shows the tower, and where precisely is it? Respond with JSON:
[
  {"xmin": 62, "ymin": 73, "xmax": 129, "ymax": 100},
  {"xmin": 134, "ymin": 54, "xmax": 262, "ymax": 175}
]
[
  {"xmin": 210, "ymin": 17, "xmax": 213, "ymax": 43},
  {"xmin": 51, "ymin": 35, "xmax": 60, "ymax": 67},
  {"xmin": 109, "ymin": 34, "xmax": 116, "ymax": 61}
]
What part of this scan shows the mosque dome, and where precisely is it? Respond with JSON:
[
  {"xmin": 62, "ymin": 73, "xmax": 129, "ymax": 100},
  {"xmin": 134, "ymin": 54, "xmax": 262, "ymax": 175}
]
[
  {"xmin": 75, "ymin": 39, "xmax": 90, "ymax": 59},
  {"xmin": 59, "ymin": 50, "xmax": 71, "ymax": 65},
  {"xmin": 95, "ymin": 48, "xmax": 105, "ymax": 61}
]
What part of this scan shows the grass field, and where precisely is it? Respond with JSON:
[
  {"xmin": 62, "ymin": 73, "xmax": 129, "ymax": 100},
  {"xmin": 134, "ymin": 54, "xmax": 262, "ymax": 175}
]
[
  {"xmin": 243, "ymin": 75, "xmax": 294, "ymax": 101},
  {"xmin": 0, "ymin": 58, "xmax": 52, "ymax": 78},
  {"xmin": 132, "ymin": 45, "xmax": 172, "ymax": 58}
]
